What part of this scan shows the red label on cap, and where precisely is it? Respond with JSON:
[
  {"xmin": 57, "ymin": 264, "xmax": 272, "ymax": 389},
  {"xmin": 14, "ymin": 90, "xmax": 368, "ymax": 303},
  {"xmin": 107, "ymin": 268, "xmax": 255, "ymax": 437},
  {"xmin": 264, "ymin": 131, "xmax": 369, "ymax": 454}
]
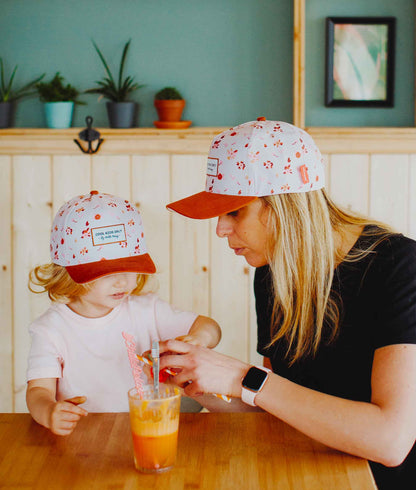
[{"xmin": 300, "ymin": 165, "xmax": 309, "ymax": 184}]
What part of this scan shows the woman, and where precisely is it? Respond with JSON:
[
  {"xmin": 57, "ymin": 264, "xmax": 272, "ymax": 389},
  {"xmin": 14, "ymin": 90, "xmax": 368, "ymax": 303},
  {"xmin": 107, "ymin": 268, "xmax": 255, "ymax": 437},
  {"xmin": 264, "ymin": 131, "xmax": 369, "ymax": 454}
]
[{"xmin": 159, "ymin": 118, "xmax": 416, "ymax": 488}]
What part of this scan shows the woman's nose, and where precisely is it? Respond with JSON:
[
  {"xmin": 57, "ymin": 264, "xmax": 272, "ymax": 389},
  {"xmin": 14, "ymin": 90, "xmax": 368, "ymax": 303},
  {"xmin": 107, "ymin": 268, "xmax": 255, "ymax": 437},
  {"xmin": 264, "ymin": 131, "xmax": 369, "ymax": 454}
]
[{"xmin": 216, "ymin": 215, "xmax": 233, "ymax": 238}]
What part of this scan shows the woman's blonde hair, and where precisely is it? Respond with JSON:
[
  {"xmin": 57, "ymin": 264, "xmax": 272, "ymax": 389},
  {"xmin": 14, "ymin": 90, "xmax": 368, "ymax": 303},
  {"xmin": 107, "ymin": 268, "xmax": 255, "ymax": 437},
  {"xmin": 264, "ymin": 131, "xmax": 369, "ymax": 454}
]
[
  {"xmin": 29, "ymin": 263, "xmax": 150, "ymax": 303},
  {"xmin": 261, "ymin": 189, "xmax": 393, "ymax": 364}
]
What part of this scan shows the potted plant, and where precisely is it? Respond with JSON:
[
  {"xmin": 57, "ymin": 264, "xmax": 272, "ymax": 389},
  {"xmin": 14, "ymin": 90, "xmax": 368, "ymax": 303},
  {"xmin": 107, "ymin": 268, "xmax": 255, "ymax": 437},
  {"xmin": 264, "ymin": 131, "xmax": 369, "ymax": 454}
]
[
  {"xmin": 154, "ymin": 87, "xmax": 191, "ymax": 129},
  {"xmin": 86, "ymin": 39, "xmax": 144, "ymax": 128},
  {"xmin": 0, "ymin": 58, "xmax": 45, "ymax": 128},
  {"xmin": 36, "ymin": 73, "xmax": 84, "ymax": 129}
]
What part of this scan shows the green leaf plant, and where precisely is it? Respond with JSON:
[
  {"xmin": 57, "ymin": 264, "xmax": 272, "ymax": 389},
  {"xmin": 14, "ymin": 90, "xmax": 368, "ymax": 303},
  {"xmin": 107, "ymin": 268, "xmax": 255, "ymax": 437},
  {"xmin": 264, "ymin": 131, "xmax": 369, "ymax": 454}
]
[
  {"xmin": 86, "ymin": 39, "xmax": 144, "ymax": 102},
  {"xmin": 0, "ymin": 58, "xmax": 45, "ymax": 102},
  {"xmin": 36, "ymin": 73, "xmax": 85, "ymax": 104}
]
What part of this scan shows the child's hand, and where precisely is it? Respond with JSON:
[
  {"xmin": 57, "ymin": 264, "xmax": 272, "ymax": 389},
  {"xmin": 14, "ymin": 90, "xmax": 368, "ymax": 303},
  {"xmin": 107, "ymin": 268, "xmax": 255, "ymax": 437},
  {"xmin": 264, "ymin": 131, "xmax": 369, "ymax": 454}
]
[
  {"xmin": 48, "ymin": 396, "xmax": 88, "ymax": 436},
  {"xmin": 183, "ymin": 316, "xmax": 221, "ymax": 349}
]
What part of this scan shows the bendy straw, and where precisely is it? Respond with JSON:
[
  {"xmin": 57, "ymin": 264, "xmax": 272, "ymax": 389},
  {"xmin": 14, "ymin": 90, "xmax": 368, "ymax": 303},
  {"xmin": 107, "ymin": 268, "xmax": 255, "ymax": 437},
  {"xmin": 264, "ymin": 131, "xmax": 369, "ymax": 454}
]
[{"xmin": 122, "ymin": 331, "xmax": 144, "ymax": 397}]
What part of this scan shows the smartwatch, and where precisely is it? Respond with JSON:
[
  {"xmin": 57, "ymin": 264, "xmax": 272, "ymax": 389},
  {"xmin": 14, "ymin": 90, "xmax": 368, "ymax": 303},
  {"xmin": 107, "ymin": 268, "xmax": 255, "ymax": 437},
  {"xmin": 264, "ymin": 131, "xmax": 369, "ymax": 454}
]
[{"xmin": 241, "ymin": 365, "xmax": 271, "ymax": 406}]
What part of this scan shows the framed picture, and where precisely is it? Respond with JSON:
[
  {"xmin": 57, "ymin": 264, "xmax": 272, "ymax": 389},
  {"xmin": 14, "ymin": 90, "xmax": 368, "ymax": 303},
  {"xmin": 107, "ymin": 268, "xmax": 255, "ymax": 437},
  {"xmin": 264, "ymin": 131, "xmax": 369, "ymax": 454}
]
[{"xmin": 325, "ymin": 17, "xmax": 396, "ymax": 107}]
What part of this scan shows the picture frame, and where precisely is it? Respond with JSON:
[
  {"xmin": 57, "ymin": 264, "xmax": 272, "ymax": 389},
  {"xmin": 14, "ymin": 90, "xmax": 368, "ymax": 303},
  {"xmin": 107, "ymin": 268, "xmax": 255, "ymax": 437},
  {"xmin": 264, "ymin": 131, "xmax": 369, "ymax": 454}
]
[{"xmin": 325, "ymin": 17, "xmax": 396, "ymax": 107}]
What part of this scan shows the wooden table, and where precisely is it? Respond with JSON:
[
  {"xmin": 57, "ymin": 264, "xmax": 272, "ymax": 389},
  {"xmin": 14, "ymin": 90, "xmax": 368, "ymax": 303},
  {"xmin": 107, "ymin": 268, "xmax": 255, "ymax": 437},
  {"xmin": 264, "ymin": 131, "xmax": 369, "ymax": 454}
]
[{"xmin": 0, "ymin": 412, "xmax": 376, "ymax": 489}]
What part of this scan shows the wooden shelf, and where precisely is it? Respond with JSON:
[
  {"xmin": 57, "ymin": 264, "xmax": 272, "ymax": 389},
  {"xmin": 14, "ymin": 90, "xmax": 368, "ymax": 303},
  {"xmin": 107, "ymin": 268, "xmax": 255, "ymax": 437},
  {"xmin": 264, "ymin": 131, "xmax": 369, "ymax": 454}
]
[
  {"xmin": 1, "ymin": 126, "xmax": 416, "ymax": 155},
  {"xmin": 0, "ymin": 127, "xmax": 229, "ymax": 155},
  {"xmin": 307, "ymin": 127, "xmax": 416, "ymax": 153}
]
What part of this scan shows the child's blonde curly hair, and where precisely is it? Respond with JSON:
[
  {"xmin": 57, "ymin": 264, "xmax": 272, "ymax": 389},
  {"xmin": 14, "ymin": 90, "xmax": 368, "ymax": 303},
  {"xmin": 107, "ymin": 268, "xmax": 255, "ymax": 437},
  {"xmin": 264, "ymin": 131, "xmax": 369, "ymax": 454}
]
[{"xmin": 29, "ymin": 263, "xmax": 150, "ymax": 303}]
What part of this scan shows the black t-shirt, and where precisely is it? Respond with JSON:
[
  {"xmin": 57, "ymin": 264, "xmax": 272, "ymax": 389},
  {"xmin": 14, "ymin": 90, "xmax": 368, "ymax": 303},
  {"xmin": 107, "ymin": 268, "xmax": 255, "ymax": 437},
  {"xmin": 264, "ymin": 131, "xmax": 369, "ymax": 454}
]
[{"xmin": 255, "ymin": 229, "xmax": 416, "ymax": 490}]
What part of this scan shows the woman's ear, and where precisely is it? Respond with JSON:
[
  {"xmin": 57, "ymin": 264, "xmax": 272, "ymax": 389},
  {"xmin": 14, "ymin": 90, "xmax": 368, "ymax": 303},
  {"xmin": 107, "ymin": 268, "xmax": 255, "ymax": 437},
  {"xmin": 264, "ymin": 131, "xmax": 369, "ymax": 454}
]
[{"xmin": 259, "ymin": 199, "xmax": 272, "ymax": 226}]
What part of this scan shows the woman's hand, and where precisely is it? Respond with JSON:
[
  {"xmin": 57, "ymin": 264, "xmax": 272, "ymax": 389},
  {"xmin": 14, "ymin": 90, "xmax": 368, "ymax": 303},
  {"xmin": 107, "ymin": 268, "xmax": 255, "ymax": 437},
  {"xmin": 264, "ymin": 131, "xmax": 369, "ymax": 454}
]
[{"xmin": 158, "ymin": 339, "xmax": 249, "ymax": 398}]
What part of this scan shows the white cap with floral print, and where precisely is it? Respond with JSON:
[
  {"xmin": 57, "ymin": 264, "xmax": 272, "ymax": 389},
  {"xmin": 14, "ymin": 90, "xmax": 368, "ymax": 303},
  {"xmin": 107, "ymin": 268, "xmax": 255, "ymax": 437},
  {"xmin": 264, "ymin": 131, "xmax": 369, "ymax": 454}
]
[
  {"xmin": 167, "ymin": 118, "xmax": 325, "ymax": 219},
  {"xmin": 50, "ymin": 191, "xmax": 156, "ymax": 283}
]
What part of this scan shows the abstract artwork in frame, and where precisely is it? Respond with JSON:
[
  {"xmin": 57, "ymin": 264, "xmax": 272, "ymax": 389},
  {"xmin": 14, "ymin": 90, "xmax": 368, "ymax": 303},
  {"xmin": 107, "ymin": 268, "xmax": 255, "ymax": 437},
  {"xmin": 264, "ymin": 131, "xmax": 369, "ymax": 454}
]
[{"xmin": 325, "ymin": 17, "xmax": 396, "ymax": 107}]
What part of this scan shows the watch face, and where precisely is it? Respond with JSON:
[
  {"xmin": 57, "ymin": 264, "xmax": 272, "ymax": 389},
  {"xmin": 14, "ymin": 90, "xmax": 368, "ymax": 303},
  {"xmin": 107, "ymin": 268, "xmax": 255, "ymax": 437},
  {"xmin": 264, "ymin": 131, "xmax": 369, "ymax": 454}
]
[{"xmin": 242, "ymin": 367, "xmax": 269, "ymax": 391}]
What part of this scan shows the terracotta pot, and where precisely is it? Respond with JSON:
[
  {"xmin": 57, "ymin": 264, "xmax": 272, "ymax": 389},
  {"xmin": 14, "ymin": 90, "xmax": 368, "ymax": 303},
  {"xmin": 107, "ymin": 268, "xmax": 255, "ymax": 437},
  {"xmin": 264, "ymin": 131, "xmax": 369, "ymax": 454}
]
[{"xmin": 154, "ymin": 99, "xmax": 185, "ymax": 122}]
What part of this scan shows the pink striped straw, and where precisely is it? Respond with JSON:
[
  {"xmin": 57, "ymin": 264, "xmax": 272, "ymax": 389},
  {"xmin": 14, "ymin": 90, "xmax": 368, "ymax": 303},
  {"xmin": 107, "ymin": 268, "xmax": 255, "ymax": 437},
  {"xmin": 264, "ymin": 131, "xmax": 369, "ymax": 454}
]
[
  {"xmin": 122, "ymin": 332, "xmax": 144, "ymax": 398},
  {"xmin": 136, "ymin": 354, "xmax": 231, "ymax": 403}
]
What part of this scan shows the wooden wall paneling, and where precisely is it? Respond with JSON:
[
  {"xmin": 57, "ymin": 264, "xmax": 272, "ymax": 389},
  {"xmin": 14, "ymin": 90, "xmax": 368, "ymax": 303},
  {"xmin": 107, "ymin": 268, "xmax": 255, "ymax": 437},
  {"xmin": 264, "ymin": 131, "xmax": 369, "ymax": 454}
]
[
  {"xmin": 91, "ymin": 155, "xmax": 131, "ymax": 199},
  {"xmin": 13, "ymin": 156, "xmax": 52, "ymax": 412},
  {"xmin": 52, "ymin": 155, "xmax": 91, "ymax": 214},
  {"xmin": 409, "ymin": 155, "xmax": 416, "ymax": 240},
  {"xmin": 0, "ymin": 128, "xmax": 226, "ymax": 156},
  {"xmin": 369, "ymin": 154, "xmax": 409, "ymax": 234},
  {"xmin": 0, "ymin": 156, "xmax": 13, "ymax": 411},
  {"xmin": 170, "ymin": 155, "xmax": 210, "ymax": 316},
  {"xmin": 210, "ymin": 220, "xmax": 251, "ymax": 361},
  {"xmin": 329, "ymin": 154, "xmax": 370, "ymax": 215},
  {"xmin": 132, "ymin": 155, "xmax": 171, "ymax": 302}
]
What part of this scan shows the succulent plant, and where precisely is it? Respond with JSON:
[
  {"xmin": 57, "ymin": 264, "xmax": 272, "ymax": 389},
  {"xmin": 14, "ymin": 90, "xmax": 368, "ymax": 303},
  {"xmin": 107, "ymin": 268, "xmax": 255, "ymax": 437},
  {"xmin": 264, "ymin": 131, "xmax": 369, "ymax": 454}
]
[{"xmin": 155, "ymin": 87, "xmax": 183, "ymax": 100}]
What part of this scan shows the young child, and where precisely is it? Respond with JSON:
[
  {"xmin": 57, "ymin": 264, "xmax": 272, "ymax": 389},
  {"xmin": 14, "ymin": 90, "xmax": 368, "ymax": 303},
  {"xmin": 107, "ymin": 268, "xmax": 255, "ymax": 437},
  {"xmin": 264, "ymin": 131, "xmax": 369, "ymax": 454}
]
[{"xmin": 26, "ymin": 190, "xmax": 221, "ymax": 436}]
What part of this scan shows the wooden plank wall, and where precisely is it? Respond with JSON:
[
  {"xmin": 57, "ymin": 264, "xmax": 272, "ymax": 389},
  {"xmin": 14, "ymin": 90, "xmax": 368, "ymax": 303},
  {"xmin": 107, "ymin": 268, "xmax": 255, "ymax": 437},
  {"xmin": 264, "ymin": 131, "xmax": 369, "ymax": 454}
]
[
  {"xmin": 0, "ymin": 155, "xmax": 12, "ymax": 412},
  {"xmin": 1, "ymin": 137, "xmax": 416, "ymax": 412}
]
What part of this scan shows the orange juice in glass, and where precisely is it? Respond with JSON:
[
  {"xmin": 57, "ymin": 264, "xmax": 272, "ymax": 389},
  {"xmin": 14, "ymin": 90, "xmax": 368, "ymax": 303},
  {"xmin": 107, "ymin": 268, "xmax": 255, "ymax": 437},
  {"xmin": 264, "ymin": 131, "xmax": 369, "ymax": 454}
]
[{"xmin": 128, "ymin": 384, "xmax": 181, "ymax": 473}]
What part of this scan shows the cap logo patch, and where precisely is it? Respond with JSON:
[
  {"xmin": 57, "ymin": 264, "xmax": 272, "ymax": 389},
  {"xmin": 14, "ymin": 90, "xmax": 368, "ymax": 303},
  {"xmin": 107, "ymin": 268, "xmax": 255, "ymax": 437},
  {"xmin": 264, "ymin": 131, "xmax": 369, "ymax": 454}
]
[
  {"xmin": 207, "ymin": 157, "xmax": 219, "ymax": 177},
  {"xmin": 91, "ymin": 224, "xmax": 127, "ymax": 246}
]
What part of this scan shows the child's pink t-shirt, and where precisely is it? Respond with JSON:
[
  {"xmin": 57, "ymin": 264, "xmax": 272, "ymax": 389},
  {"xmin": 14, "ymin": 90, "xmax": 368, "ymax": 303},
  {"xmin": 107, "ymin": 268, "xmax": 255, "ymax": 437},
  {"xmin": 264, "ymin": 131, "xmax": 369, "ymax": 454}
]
[{"xmin": 26, "ymin": 294, "xmax": 197, "ymax": 412}]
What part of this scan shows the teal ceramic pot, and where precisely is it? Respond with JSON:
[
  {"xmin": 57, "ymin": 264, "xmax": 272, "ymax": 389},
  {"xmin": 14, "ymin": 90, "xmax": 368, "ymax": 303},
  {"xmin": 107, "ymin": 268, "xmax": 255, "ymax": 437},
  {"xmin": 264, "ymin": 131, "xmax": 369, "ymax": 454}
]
[
  {"xmin": 44, "ymin": 101, "xmax": 74, "ymax": 128},
  {"xmin": 106, "ymin": 101, "xmax": 138, "ymax": 128}
]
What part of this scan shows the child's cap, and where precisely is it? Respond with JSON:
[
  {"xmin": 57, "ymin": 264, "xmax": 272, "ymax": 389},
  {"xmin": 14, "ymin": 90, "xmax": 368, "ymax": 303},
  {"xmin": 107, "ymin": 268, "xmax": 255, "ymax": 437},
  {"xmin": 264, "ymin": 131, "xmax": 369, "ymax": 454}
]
[
  {"xmin": 50, "ymin": 191, "xmax": 156, "ymax": 283},
  {"xmin": 167, "ymin": 118, "xmax": 325, "ymax": 219}
]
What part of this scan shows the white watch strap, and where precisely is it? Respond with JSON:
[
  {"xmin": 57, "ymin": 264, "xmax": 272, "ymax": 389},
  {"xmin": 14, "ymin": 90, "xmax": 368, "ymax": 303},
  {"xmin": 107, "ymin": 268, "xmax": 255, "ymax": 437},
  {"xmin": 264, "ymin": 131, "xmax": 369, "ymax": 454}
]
[{"xmin": 241, "ymin": 366, "xmax": 271, "ymax": 406}]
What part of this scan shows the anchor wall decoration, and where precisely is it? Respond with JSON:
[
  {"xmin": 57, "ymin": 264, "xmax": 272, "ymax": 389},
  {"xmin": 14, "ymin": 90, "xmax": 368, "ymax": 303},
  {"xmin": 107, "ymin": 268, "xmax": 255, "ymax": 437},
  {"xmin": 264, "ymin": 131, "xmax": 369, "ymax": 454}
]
[{"xmin": 74, "ymin": 116, "xmax": 104, "ymax": 154}]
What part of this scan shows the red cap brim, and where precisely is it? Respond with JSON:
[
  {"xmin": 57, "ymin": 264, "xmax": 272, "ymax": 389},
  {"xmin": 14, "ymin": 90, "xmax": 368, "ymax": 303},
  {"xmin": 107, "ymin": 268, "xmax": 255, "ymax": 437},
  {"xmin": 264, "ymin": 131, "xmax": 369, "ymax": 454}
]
[
  {"xmin": 166, "ymin": 191, "xmax": 258, "ymax": 219},
  {"xmin": 66, "ymin": 254, "xmax": 156, "ymax": 284}
]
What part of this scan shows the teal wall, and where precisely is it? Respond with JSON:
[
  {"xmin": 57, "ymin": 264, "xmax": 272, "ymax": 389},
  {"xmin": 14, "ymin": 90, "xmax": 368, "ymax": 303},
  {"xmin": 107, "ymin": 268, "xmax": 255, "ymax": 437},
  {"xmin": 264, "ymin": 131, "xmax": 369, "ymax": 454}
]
[
  {"xmin": 1, "ymin": 0, "xmax": 414, "ymax": 128},
  {"xmin": 1, "ymin": 0, "xmax": 293, "ymax": 128},
  {"xmin": 306, "ymin": 0, "xmax": 415, "ymax": 127}
]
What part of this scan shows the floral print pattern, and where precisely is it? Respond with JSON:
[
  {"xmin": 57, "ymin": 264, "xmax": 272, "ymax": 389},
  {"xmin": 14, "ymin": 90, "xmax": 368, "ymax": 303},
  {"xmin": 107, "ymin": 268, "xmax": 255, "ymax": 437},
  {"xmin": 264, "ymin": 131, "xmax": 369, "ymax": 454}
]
[
  {"xmin": 205, "ymin": 120, "xmax": 325, "ymax": 197},
  {"xmin": 50, "ymin": 192, "xmax": 151, "ymax": 267}
]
